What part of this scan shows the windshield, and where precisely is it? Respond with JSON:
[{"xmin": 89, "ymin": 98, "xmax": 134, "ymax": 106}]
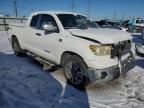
[
  {"xmin": 136, "ymin": 19, "xmax": 144, "ymax": 24},
  {"xmin": 57, "ymin": 14, "xmax": 98, "ymax": 29}
]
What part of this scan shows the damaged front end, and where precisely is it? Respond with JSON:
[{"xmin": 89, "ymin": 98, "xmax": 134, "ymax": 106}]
[{"xmin": 87, "ymin": 40, "xmax": 136, "ymax": 83}]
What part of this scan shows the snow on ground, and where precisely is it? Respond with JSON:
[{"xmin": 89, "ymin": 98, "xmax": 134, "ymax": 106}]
[{"xmin": 0, "ymin": 31, "xmax": 144, "ymax": 108}]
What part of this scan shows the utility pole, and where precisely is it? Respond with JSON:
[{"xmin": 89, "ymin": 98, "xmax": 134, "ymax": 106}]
[
  {"xmin": 71, "ymin": 0, "xmax": 75, "ymax": 12},
  {"xmin": 121, "ymin": 12, "xmax": 125, "ymax": 21},
  {"xmin": 87, "ymin": 0, "xmax": 91, "ymax": 19},
  {"xmin": 113, "ymin": 11, "xmax": 117, "ymax": 21},
  {"xmin": 14, "ymin": 0, "xmax": 18, "ymax": 17}
]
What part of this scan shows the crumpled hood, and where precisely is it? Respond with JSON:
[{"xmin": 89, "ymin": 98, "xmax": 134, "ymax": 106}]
[{"xmin": 69, "ymin": 28, "xmax": 132, "ymax": 44}]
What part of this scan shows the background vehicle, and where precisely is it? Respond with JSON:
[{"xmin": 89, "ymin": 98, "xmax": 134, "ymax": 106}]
[
  {"xmin": 95, "ymin": 20, "xmax": 126, "ymax": 31},
  {"xmin": 120, "ymin": 20, "xmax": 129, "ymax": 31},
  {"xmin": 8, "ymin": 11, "xmax": 135, "ymax": 89},
  {"xmin": 128, "ymin": 18, "xmax": 144, "ymax": 33}
]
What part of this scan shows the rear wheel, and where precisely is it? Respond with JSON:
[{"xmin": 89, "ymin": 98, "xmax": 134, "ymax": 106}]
[
  {"xmin": 12, "ymin": 37, "xmax": 25, "ymax": 57},
  {"xmin": 132, "ymin": 28, "xmax": 138, "ymax": 33},
  {"xmin": 63, "ymin": 55, "xmax": 89, "ymax": 90}
]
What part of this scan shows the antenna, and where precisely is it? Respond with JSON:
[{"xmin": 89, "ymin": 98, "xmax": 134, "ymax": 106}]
[
  {"xmin": 87, "ymin": 0, "xmax": 91, "ymax": 19},
  {"xmin": 14, "ymin": 0, "xmax": 18, "ymax": 17},
  {"xmin": 71, "ymin": 0, "xmax": 75, "ymax": 12},
  {"xmin": 113, "ymin": 11, "xmax": 117, "ymax": 21}
]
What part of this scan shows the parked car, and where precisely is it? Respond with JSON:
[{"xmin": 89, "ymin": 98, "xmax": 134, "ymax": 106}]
[
  {"xmin": 95, "ymin": 20, "xmax": 126, "ymax": 31},
  {"xmin": 128, "ymin": 18, "xmax": 144, "ymax": 33},
  {"xmin": 8, "ymin": 11, "xmax": 135, "ymax": 89},
  {"xmin": 120, "ymin": 20, "xmax": 129, "ymax": 31},
  {"xmin": 95, "ymin": 20, "xmax": 115, "ymax": 28}
]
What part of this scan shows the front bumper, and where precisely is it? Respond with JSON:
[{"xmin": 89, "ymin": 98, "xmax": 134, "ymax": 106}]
[{"xmin": 87, "ymin": 52, "xmax": 135, "ymax": 83}]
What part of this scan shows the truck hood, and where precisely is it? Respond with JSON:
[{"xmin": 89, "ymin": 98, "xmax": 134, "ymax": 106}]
[{"xmin": 69, "ymin": 28, "xmax": 132, "ymax": 44}]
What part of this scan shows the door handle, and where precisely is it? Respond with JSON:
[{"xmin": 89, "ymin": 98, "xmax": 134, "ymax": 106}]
[
  {"xmin": 35, "ymin": 33, "xmax": 41, "ymax": 36},
  {"xmin": 59, "ymin": 38, "xmax": 62, "ymax": 42}
]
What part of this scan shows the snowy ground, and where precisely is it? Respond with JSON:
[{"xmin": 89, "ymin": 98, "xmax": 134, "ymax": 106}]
[{"xmin": 0, "ymin": 31, "xmax": 144, "ymax": 108}]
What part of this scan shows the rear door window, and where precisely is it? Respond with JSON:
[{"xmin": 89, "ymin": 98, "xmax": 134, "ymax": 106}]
[{"xmin": 30, "ymin": 15, "xmax": 39, "ymax": 28}]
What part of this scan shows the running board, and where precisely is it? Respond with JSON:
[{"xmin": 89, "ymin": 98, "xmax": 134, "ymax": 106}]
[{"xmin": 26, "ymin": 52, "xmax": 55, "ymax": 70}]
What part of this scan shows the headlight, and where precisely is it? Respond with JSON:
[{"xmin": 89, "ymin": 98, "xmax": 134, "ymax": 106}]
[{"xmin": 89, "ymin": 45, "xmax": 112, "ymax": 55}]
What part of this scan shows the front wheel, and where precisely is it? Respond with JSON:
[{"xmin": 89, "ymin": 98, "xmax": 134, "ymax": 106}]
[{"xmin": 63, "ymin": 55, "xmax": 89, "ymax": 90}]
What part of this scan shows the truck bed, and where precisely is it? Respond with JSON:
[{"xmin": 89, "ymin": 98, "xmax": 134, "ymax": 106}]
[{"xmin": 9, "ymin": 23, "xmax": 25, "ymax": 28}]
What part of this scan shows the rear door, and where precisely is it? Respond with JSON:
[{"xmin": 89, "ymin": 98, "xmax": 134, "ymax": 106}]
[{"xmin": 24, "ymin": 14, "xmax": 40, "ymax": 52}]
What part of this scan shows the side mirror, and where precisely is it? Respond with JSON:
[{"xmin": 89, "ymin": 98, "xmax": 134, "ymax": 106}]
[{"xmin": 42, "ymin": 22, "xmax": 55, "ymax": 31}]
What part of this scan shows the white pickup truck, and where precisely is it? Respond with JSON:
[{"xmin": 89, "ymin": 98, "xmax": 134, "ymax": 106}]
[{"xmin": 8, "ymin": 11, "xmax": 135, "ymax": 89}]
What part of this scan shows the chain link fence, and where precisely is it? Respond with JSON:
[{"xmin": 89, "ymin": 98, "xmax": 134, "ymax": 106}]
[{"xmin": 0, "ymin": 17, "xmax": 27, "ymax": 31}]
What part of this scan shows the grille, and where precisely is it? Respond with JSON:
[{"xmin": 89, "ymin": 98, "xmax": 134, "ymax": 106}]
[{"xmin": 111, "ymin": 40, "xmax": 131, "ymax": 58}]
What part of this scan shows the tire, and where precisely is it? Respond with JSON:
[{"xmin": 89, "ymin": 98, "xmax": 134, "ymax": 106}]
[
  {"xmin": 63, "ymin": 55, "xmax": 89, "ymax": 90},
  {"xmin": 12, "ymin": 37, "xmax": 25, "ymax": 57},
  {"xmin": 132, "ymin": 28, "xmax": 137, "ymax": 33}
]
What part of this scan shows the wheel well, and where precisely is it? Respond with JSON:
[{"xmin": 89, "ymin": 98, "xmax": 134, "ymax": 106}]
[
  {"xmin": 11, "ymin": 35, "xmax": 17, "ymax": 41},
  {"xmin": 60, "ymin": 51, "xmax": 84, "ymax": 66}
]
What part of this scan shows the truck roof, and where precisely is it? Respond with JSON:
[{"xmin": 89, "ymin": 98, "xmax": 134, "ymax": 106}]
[{"xmin": 31, "ymin": 11, "xmax": 86, "ymax": 17}]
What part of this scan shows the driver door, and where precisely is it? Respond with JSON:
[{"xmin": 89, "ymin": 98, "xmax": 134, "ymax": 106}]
[{"xmin": 31, "ymin": 14, "xmax": 62, "ymax": 63}]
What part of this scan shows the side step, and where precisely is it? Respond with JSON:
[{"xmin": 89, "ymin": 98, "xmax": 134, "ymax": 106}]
[{"xmin": 27, "ymin": 52, "xmax": 56, "ymax": 70}]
